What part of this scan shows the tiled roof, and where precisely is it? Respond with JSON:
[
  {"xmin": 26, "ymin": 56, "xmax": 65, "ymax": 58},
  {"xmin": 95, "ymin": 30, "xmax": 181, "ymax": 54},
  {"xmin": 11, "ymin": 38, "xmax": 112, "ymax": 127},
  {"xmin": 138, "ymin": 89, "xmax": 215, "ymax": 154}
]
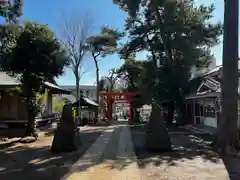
[
  {"xmin": 0, "ymin": 72, "xmax": 70, "ymax": 94},
  {"xmin": 44, "ymin": 82, "xmax": 71, "ymax": 94},
  {"xmin": 203, "ymin": 65, "xmax": 222, "ymax": 77},
  {"xmin": 190, "ymin": 65, "xmax": 222, "ymax": 80},
  {"xmin": 54, "ymin": 94, "xmax": 76, "ymax": 103},
  {"xmin": 0, "ymin": 71, "xmax": 20, "ymax": 86}
]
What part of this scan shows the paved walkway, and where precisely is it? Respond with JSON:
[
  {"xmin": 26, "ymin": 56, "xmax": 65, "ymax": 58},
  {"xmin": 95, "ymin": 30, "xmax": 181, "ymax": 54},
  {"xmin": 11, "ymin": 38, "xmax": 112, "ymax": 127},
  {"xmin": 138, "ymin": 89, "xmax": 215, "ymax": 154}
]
[
  {"xmin": 62, "ymin": 124, "xmax": 231, "ymax": 180},
  {"xmin": 63, "ymin": 125, "xmax": 140, "ymax": 180}
]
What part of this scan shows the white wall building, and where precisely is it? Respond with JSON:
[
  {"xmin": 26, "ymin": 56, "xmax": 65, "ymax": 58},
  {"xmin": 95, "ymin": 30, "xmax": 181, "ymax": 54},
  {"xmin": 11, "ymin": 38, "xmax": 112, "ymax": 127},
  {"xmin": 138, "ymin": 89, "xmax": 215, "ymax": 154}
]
[{"xmin": 61, "ymin": 85, "xmax": 97, "ymax": 101}]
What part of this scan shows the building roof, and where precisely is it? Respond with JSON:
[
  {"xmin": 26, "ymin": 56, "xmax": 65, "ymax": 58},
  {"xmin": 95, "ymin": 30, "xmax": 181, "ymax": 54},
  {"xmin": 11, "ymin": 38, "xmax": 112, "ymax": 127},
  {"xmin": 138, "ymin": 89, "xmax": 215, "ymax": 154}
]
[
  {"xmin": 203, "ymin": 66, "xmax": 222, "ymax": 77},
  {"xmin": 190, "ymin": 65, "xmax": 222, "ymax": 80},
  {"xmin": 71, "ymin": 95, "xmax": 99, "ymax": 107},
  {"xmin": 187, "ymin": 67, "xmax": 221, "ymax": 99},
  {"xmin": 60, "ymin": 85, "xmax": 96, "ymax": 90},
  {"xmin": 0, "ymin": 72, "xmax": 20, "ymax": 86},
  {"xmin": 185, "ymin": 92, "xmax": 219, "ymax": 100},
  {"xmin": 187, "ymin": 66, "xmax": 240, "ymax": 100},
  {"xmin": 55, "ymin": 94, "xmax": 98, "ymax": 107},
  {"xmin": 44, "ymin": 82, "xmax": 71, "ymax": 94},
  {"xmin": 54, "ymin": 94, "xmax": 76, "ymax": 103},
  {"xmin": 0, "ymin": 72, "xmax": 70, "ymax": 94}
]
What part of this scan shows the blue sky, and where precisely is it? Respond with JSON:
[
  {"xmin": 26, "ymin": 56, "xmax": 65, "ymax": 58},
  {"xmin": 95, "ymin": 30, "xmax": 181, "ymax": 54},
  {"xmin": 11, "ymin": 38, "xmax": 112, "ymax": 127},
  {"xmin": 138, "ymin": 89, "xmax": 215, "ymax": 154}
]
[{"xmin": 21, "ymin": 0, "xmax": 224, "ymax": 85}]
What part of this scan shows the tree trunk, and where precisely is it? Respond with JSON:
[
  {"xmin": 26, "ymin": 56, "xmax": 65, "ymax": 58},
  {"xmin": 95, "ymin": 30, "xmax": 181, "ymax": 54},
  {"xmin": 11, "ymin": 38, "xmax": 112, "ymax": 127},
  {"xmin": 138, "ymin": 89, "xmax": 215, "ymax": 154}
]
[
  {"xmin": 107, "ymin": 100, "xmax": 113, "ymax": 122},
  {"xmin": 75, "ymin": 73, "xmax": 80, "ymax": 118},
  {"xmin": 25, "ymin": 94, "xmax": 38, "ymax": 137},
  {"xmin": 216, "ymin": 0, "xmax": 239, "ymax": 153},
  {"xmin": 146, "ymin": 103, "xmax": 172, "ymax": 151},
  {"xmin": 166, "ymin": 102, "xmax": 174, "ymax": 126},
  {"xmin": 25, "ymin": 107, "xmax": 37, "ymax": 137},
  {"xmin": 93, "ymin": 56, "xmax": 100, "ymax": 120}
]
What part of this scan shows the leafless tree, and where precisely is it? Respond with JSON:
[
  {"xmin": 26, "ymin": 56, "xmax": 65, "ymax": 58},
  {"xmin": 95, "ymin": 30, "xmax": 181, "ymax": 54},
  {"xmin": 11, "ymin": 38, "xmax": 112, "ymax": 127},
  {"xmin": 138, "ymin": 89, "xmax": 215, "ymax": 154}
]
[{"xmin": 59, "ymin": 10, "xmax": 93, "ymax": 117}]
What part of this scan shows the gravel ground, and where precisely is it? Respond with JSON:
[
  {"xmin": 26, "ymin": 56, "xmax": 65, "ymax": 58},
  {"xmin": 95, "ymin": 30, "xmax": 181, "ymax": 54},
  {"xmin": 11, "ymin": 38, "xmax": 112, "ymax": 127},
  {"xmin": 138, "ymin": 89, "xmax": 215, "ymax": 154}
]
[
  {"xmin": 130, "ymin": 124, "xmax": 231, "ymax": 180},
  {"xmin": 0, "ymin": 126, "xmax": 105, "ymax": 180}
]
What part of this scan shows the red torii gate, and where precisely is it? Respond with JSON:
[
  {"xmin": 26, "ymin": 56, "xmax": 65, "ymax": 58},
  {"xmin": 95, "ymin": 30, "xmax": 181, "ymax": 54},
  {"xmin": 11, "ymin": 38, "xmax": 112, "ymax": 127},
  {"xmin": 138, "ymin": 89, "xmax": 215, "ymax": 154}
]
[{"xmin": 100, "ymin": 92, "xmax": 137, "ymax": 121}]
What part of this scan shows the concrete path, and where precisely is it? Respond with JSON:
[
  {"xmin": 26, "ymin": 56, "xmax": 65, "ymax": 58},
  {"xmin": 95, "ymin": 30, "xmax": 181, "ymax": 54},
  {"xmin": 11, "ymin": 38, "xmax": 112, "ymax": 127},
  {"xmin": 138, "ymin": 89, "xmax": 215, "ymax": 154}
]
[
  {"xmin": 63, "ymin": 124, "xmax": 231, "ymax": 180},
  {"xmin": 62, "ymin": 125, "xmax": 116, "ymax": 180},
  {"xmin": 63, "ymin": 125, "xmax": 141, "ymax": 180},
  {"xmin": 113, "ymin": 126, "xmax": 141, "ymax": 180}
]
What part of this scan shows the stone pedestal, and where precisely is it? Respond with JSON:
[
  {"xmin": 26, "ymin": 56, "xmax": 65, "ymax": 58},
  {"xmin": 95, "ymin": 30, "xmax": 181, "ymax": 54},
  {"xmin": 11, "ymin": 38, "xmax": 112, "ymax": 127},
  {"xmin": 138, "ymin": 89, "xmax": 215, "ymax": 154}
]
[
  {"xmin": 146, "ymin": 104, "xmax": 172, "ymax": 152},
  {"xmin": 51, "ymin": 104, "xmax": 81, "ymax": 153}
]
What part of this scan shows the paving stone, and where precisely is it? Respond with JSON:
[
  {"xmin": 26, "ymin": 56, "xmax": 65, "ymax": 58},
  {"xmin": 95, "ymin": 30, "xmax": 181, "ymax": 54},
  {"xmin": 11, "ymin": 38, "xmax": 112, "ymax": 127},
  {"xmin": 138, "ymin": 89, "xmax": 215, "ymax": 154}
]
[
  {"xmin": 63, "ymin": 126, "xmax": 116, "ymax": 180},
  {"xmin": 113, "ymin": 126, "xmax": 141, "ymax": 180}
]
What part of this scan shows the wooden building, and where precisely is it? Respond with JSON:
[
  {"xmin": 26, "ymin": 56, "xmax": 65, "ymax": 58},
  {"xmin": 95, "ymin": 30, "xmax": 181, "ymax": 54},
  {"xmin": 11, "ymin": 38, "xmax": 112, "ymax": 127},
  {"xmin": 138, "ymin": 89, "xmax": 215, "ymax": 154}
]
[
  {"xmin": 0, "ymin": 72, "xmax": 70, "ymax": 128},
  {"xmin": 185, "ymin": 66, "xmax": 240, "ymax": 129}
]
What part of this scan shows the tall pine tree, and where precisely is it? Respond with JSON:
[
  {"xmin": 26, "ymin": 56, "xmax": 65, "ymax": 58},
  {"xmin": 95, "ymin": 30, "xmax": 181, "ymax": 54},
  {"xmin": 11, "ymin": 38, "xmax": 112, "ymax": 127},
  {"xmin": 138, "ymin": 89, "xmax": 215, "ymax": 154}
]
[{"xmin": 113, "ymin": 0, "xmax": 222, "ymax": 151}]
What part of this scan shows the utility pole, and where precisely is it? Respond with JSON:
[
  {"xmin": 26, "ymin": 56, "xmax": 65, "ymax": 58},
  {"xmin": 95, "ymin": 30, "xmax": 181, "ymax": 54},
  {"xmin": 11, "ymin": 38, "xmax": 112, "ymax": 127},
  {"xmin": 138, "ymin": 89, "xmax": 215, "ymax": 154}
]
[{"xmin": 217, "ymin": 0, "xmax": 239, "ymax": 152}]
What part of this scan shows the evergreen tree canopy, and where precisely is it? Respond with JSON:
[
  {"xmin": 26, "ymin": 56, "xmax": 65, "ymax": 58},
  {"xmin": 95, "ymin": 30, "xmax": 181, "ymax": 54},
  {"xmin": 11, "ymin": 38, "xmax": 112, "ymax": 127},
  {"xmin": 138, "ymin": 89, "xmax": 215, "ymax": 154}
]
[
  {"xmin": 0, "ymin": 21, "xmax": 69, "ymax": 91},
  {"xmin": 0, "ymin": 0, "xmax": 23, "ymax": 23},
  {"xmin": 114, "ymin": 0, "xmax": 222, "ymax": 105}
]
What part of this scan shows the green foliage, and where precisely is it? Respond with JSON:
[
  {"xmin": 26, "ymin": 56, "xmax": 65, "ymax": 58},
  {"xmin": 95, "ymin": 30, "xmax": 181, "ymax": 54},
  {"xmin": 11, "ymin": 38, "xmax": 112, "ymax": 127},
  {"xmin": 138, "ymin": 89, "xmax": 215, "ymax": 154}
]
[
  {"xmin": 4, "ymin": 86, "xmax": 22, "ymax": 95},
  {"xmin": 1, "ymin": 21, "xmax": 69, "ymax": 92},
  {"xmin": 114, "ymin": 0, "xmax": 222, "ymax": 102},
  {"xmin": 36, "ymin": 92, "xmax": 44, "ymax": 100},
  {"xmin": 86, "ymin": 26, "xmax": 123, "ymax": 120},
  {"xmin": 86, "ymin": 26, "xmax": 124, "ymax": 57},
  {"xmin": 0, "ymin": 24, "xmax": 20, "ymax": 63},
  {"xmin": 117, "ymin": 59, "xmax": 145, "ymax": 90},
  {"xmin": 112, "ymin": 0, "xmax": 141, "ymax": 17},
  {"xmin": 0, "ymin": 0, "xmax": 23, "ymax": 23},
  {"xmin": 62, "ymin": 97, "xmax": 72, "ymax": 104},
  {"xmin": 35, "ymin": 92, "xmax": 45, "ymax": 116},
  {"xmin": 113, "ymin": 0, "xmax": 223, "ymax": 123},
  {"xmin": 54, "ymin": 100, "xmax": 65, "ymax": 113},
  {"xmin": 0, "ymin": 21, "xmax": 69, "ymax": 135},
  {"xmin": 72, "ymin": 107, "xmax": 76, "ymax": 119},
  {"xmin": 116, "ymin": 59, "xmax": 154, "ymax": 105},
  {"xmin": 99, "ymin": 68, "xmax": 118, "ymax": 92}
]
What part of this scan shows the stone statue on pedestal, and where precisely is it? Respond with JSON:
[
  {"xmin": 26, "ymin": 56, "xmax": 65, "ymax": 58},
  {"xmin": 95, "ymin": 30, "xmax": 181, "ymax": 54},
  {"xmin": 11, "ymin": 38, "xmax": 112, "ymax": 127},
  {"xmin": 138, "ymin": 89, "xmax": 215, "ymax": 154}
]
[{"xmin": 51, "ymin": 104, "xmax": 81, "ymax": 153}]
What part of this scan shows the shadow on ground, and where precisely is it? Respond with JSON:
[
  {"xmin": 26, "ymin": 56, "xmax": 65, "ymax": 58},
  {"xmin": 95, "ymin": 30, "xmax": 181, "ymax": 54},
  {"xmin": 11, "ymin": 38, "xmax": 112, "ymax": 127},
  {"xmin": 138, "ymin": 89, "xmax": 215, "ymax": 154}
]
[
  {"xmin": 0, "ymin": 128, "xmax": 104, "ymax": 180},
  {"xmin": 62, "ymin": 124, "xmax": 141, "ymax": 179},
  {"xmin": 1, "ymin": 122, "xmax": 240, "ymax": 180},
  {"xmin": 131, "ymin": 124, "xmax": 240, "ymax": 180},
  {"xmin": 65, "ymin": 126, "xmax": 123, "ymax": 172},
  {"xmin": 59, "ymin": 123, "xmax": 236, "ymax": 180}
]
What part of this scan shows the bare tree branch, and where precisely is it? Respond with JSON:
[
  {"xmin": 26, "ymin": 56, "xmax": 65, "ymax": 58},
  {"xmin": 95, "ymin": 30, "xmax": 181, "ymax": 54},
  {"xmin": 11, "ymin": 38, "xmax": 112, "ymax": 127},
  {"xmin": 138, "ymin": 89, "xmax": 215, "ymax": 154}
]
[
  {"xmin": 79, "ymin": 67, "xmax": 87, "ymax": 83},
  {"xmin": 59, "ymin": 10, "xmax": 93, "ymax": 71},
  {"xmin": 58, "ymin": 10, "xmax": 94, "ymax": 116}
]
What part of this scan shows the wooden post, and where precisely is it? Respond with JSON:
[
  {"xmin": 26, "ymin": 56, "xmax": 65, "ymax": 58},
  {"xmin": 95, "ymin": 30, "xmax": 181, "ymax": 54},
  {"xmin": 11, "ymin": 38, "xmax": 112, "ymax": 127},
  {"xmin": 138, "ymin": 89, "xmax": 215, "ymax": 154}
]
[
  {"xmin": 107, "ymin": 97, "xmax": 112, "ymax": 121},
  {"xmin": 127, "ymin": 96, "xmax": 133, "ymax": 121}
]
